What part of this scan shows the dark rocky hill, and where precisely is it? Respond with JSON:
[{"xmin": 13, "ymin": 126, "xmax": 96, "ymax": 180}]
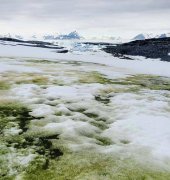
[{"xmin": 103, "ymin": 37, "xmax": 170, "ymax": 62}]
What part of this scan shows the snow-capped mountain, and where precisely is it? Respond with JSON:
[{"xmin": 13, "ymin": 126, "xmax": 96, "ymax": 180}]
[
  {"xmin": 133, "ymin": 33, "xmax": 155, "ymax": 41},
  {"xmin": 86, "ymin": 36, "xmax": 125, "ymax": 44},
  {"xmin": 0, "ymin": 31, "xmax": 83, "ymax": 41},
  {"xmin": 156, "ymin": 33, "xmax": 170, "ymax": 38},
  {"xmin": 133, "ymin": 33, "xmax": 170, "ymax": 41},
  {"xmin": 0, "ymin": 33, "xmax": 24, "ymax": 40},
  {"xmin": 43, "ymin": 35, "xmax": 56, "ymax": 40},
  {"xmin": 55, "ymin": 31, "xmax": 83, "ymax": 40},
  {"xmin": 0, "ymin": 33, "xmax": 12, "ymax": 38},
  {"xmin": 30, "ymin": 35, "xmax": 38, "ymax": 40},
  {"xmin": 43, "ymin": 31, "xmax": 83, "ymax": 40},
  {"xmin": 14, "ymin": 35, "xmax": 23, "ymax": 40}
]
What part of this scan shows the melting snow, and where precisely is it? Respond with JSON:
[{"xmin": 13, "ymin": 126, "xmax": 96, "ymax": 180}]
[{"xmin": 0, "ymin": 43, "xmax": 170, "ymax": 175}]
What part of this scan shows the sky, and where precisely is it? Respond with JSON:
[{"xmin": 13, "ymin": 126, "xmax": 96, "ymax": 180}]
[{"xmin": 0, "ymin": 0, "xmax": 170, "ymax": 39}]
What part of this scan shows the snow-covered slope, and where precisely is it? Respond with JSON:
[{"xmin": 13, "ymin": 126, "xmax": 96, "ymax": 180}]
[
  {"xmin": 0, "ymin": 40, "xmax": 169, "ymax": 77},
  {"xmin": 0, "ymin": 40, "xmax": 170, "ymax": 179}
]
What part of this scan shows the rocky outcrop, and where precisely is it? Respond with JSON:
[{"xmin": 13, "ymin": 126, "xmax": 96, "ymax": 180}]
[
  {"xmin": 0, "ymin": 37, "xmax": 68, "ymax": 52},
  {"xmin": 103, "ymin": 37, "xmax": 170, "ymax": 62}
]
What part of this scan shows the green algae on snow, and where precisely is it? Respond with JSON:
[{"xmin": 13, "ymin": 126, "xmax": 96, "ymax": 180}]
[
  {"xmin": 0, "ymin": 102, "xmax": 32, "ymax": 134},
  {"xmin": 1, "ymin": 103, "xmax": 170, "ymax": 179},
  {"xmin": 0, "ymin": 101, "xmax": 63, "ymax": 179},
  {"xmin": 0, "ymin": 102, "xmax": 33, "ymax": 178},
  {"xmin": 0, "ymin": 81, "xmax": 10, "ymax": 90},
  {"xmin": 90, "ymin": 120, "xmax": 109, "ymax": 131},
  {"xmin": 0, "ymin": 69, "xmax": 170, "ymax": 180},
  {"xmin": 112, "ymin": 75, "xmax": 170, "ymax": 91},
  {"xmin": 22, "ymin": 151, "xmax": 170, "ymax": 180},
  {"xmin": 77, "ymin": 71, "xmax": 113, "ymax": 84},
  {"xmin": 77, "ymin": 73, "xmax": 170, "ymax": 99},
  {"xmin": 16, "ymin": 75, "xmax": 49, "ymax": 85},
  {"xmin": 78, "ymin": 72, "xmax": 170, "ymax": 91}
]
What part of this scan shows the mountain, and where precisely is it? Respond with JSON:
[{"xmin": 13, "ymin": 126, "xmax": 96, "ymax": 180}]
[
  {"xmin": 0, "ymin": 31, "xmax": 83, "ymax": 41},
  {"xmin": 156, "ymin": 33, "xmax": 170, "ymax": 38},
  {"xmin": 14, "ymin": 35, "xmax": 23, "ymax": 40},
  {"xmin": 0, "ymin": 33, "xmax": 12, "ymax": 38},
  {"xmin": 133, "ymin": 33, "xmax": 155, "ymax": 41},
  {"xmin": 133, "ymin": 33, "xmax": 170, "ymax": 41},
  {"xmin": 88, "ymin": 36, "xmax": 123, "ymax": 43},
  {"xmin": 0, "ymin": 33, "xmax": 24, "ymax": 40},
  {"xmin": 43, "ymin": 35, "xmax": 56, "ymax": 40},
  {"xmin": 30, "ymin": 35, "xmax": 37, "ymax": 39},
  {"xmin": 42, "ymin": 31, "xmax": 83, "ymax": 40},
  {"xmin": 55, "ymin": 31, "xmax": 83, "ymax": 40}
]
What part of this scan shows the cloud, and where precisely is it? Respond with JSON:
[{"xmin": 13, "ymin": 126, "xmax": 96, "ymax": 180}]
[{"xmin": 0, "ymin": 0, "xmax": 169, "ymax": 37}]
